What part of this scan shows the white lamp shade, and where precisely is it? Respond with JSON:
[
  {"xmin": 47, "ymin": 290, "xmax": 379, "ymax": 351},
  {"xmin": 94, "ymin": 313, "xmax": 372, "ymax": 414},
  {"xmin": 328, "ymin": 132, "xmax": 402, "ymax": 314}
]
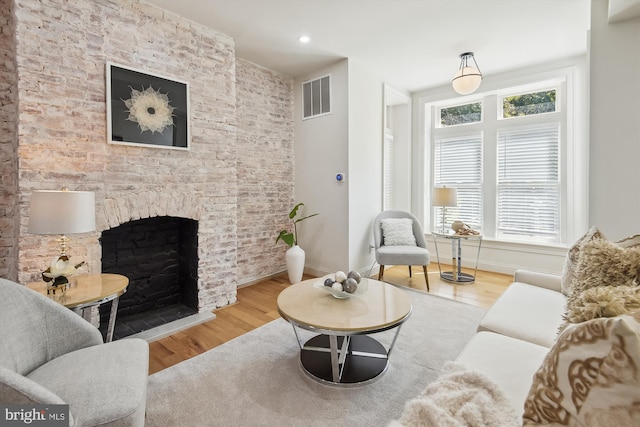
[
  {"xmin": 452, "ymin": 66, "xmax": 482, "ymax": 95},
  {"xmin": 432, "ymin": 187, "xmax": 458, "ymax": 207},
  {"xmin": 28, "ymin": 190, "xmax": 96, "ymax": 235}
]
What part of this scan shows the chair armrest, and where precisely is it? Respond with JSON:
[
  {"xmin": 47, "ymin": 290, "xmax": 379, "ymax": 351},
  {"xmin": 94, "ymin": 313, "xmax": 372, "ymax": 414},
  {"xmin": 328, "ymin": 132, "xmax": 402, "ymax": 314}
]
[
  {"xmin": 514, "ymin": 269, "xmax": 562, "ymax": 292},
  {"xmin": 0, "ymin": 366, "xmax": 67, "ymax": 404}
]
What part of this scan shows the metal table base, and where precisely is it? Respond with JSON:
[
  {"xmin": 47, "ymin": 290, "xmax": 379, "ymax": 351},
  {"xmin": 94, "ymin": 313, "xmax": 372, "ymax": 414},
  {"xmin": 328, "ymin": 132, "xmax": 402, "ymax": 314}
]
[{"xmin": 431, "ymin": 233, "xmax": 483, "ymax": 284}]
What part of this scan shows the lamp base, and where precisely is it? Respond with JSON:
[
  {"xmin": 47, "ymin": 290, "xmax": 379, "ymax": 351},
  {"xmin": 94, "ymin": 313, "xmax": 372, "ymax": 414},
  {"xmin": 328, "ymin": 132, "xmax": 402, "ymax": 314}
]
[
  {"xmin": 46, "ymin": 279, "xmax": 68, "ymax": 301},
  {"xmin": 441, "ymin": 207, "xmax": 447, "ymax": 234},
  {"xmin": 56, "ymin": 235, "xmax": 71, "ymax": 257}
]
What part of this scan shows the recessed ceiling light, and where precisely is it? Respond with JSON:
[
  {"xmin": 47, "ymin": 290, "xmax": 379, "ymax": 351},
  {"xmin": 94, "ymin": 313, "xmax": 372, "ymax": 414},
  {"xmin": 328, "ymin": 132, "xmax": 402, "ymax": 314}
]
[{"xmin": 298, "ymin": 35, "xmax": 310, "ymax": 44}]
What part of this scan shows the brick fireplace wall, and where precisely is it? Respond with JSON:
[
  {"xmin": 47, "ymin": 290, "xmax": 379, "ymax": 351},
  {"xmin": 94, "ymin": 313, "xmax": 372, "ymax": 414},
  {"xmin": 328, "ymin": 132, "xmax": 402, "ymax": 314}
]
[
  {"xmin": 236, "ymin": 58, "xmax": 294, "ymax": 283},
  {"xmin": 0, "ymin": 0, "xmax": 19, "ymax": 281},
  {"xmin": 1, "ymin": 0, "xmax": 294, "ymax": 311}
]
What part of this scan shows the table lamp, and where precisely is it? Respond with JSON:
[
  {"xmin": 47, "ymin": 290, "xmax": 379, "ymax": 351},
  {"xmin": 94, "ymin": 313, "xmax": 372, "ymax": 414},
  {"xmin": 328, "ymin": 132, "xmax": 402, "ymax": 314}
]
[
  {"xmin": 432, "ymin": 187, "xmax": 458, "ymax": 234},
  {"xmin": 28, "ymin": 189, "xmax": 96, "ymax": 259}
]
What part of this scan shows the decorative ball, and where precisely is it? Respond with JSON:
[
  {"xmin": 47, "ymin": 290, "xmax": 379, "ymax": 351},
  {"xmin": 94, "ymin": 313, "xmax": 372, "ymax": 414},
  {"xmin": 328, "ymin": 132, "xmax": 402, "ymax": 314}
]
[
  {"xmin": 343, "ymin": 278, "xmax": 358, "ymax": 293},
  {"xmin": 332, "ymin": 282, "xmax": 343, "ymax": 292},
  {"xmin": 335, "ymin": 271, "xmax": 347, "ymax": 283},
  {"xmin": 347, "ymin": 271, "xmax": 361, "ymax": 284},
  {"xmin": 324, "ymin": 278, "xmax": 334, "ymax": 287}
]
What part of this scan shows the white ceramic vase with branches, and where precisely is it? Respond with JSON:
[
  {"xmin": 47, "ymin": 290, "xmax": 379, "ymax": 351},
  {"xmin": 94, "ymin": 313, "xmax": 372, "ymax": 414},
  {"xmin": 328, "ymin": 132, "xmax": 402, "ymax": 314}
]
[{"xmin": 276, "ymin": 203, "xmax": 318, "ymax": 284}]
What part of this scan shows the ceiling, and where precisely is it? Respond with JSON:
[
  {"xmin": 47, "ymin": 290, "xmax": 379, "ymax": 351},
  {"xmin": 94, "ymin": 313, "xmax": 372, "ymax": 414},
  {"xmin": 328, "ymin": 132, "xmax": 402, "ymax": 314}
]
[{"xmin": 145, "ymin": 0, "xmax": 591, "ymax": 93}]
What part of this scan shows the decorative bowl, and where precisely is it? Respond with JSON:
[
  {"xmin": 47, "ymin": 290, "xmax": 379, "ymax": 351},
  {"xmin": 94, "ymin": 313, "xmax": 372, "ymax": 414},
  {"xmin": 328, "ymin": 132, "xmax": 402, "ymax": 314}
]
[{"xmin": 313, "ymin": 276, "xmax": 369, "ymax": 299}]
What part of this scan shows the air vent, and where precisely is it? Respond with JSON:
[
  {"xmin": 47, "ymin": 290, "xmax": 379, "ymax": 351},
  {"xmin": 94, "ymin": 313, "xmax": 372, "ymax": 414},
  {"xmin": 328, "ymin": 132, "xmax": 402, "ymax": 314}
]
[{"xmin": 302, "ymin": 74, "xmax": 331, "ymax": 119}]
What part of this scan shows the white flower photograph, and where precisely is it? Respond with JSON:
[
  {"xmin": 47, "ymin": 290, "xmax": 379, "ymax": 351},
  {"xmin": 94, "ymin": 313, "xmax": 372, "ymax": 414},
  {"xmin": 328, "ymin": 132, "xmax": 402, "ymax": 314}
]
[{"xmin": 107, "ymin": 62, "xmax": 189, "ymax": 150}]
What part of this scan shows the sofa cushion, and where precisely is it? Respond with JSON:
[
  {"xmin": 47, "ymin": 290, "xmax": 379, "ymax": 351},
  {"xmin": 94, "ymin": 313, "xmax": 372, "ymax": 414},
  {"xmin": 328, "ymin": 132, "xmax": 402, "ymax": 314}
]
[
  {"xmin": 522, "ymin": 311, "xmax": 640, "ymax": 426},
  {"xmin": 478, "ymin": 282, "xmax": 567, "ymax": 347},
  {"xmin": 381, "ymin": 218, "xmax": 417, "ymax": 246},
  {"xmin": 28, "ymin": 338, "xmax": 149, "ymax": 427},
  {"xmin": 456, "ymin": 331, "xmax": 549, "ymax": 419},
  {"xmin": 560, "ymin": 226, "xmax": 604, "ymax": 296}
]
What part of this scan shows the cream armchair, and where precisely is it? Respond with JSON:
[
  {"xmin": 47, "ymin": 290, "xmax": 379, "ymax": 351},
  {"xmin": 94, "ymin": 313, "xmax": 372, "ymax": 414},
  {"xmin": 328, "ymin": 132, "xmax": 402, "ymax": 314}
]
[
  {"xmin": 373, "ymin": 210, "xmax": 431, "ymax": 291},
  {"xmin": 0, "ymin": 278, "xmax": 148, "ymax": 426}
]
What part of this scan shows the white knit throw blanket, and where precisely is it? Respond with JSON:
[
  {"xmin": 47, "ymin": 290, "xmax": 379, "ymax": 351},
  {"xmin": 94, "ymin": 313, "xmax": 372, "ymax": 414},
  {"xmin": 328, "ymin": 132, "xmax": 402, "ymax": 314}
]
[{"xmin": 389, "ymin": 362, "xmax": 520, "ymax": 427}]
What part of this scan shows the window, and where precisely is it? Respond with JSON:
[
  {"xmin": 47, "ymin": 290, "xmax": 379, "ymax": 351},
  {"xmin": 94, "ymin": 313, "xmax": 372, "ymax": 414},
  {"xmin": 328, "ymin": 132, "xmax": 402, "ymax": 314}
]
[
  {"xmin": 439, "ymin": 102, "xmax": 482, "ymax": 127},
  {"xmin": 434, "ymin": 134, "xmax": 483, "ymax": 231},
  {"xmin": 497, "ymin": 124, "xmax": 560, "ymax": 241},
  {"xmin": 302, "ymin": 75, "xmax": 331, "ymax": 119},
  {"xmin": 429, "ymin": 82, "xmax": 565, "ymax": 244},
  {"xmin": 502, "ymin": 89, "xmax": 556, "ymax": 118}
]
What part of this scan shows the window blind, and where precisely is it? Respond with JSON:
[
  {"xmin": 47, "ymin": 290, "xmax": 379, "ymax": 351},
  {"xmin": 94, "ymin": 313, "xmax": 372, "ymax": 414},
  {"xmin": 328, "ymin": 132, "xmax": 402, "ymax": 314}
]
[
  {"xmin": 434, "ymin": 134, "xmax": 483, "ymax": 231},
  {"xmin": 497, "ymin": 124, "xmax": 560, "ymax": 241}
]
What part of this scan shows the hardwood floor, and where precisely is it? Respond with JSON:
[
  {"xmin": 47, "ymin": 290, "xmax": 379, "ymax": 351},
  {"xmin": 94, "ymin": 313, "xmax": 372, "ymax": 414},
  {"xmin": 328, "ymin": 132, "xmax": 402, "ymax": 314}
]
[{"xmin": 148, "ymin": 264, "xmax": 512, "ymax": 374}]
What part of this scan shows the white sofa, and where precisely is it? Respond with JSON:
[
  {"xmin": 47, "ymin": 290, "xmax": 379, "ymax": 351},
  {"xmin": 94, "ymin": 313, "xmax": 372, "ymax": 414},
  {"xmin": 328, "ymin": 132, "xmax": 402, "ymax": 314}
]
[
  {"xmin": 454, "ymin": 269, "xmax": 566, "ymax": 418},
  {"xmin": 395, "ymin": 230, "xmax": 640, "ymax": 426}
]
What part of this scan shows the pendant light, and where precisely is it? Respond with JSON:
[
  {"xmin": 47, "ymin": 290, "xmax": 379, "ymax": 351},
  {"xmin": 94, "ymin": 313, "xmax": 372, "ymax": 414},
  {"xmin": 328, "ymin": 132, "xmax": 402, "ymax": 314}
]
[{"xmin": 452, "ymin": 52, "xmax": 482, "ymax": 95}]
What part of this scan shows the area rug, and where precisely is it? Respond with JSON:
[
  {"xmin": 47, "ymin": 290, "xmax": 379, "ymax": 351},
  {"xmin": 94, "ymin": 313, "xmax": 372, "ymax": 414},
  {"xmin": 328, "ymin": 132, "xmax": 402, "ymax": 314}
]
[{"xmin": 145, "ymin": 288, "xmax": 486, "ymax": 427}]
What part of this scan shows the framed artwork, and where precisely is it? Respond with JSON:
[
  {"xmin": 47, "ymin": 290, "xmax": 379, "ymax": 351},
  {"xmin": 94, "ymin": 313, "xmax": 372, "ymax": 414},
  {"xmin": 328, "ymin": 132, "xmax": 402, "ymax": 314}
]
[{"xmin": 106, "ymin": 62, "xmax": 190, "ymax": 150}]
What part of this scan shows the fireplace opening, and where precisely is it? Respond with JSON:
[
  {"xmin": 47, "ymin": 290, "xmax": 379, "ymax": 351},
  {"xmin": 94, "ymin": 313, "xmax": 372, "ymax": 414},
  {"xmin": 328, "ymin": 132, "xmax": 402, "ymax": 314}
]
[{"xmin": 99, "ymin": 216, "xmax": 199, "ymax": 340}]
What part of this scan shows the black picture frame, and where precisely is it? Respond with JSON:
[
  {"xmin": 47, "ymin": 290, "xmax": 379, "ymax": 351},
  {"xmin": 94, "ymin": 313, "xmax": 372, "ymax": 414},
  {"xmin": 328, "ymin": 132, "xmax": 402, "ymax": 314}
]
[{"xmin": 106, "ymin": 62, "xmax": 190, "ymax": 150}]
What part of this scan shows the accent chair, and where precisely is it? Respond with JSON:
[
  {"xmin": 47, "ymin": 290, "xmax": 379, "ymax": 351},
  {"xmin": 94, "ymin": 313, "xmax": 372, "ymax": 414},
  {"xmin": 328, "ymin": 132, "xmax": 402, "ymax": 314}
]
[
  {"xmin": 373, "ymin": 210, "xmax": 431, "ymax": 291},
  {"xmin": 0, "ymin": 278, "xmax": 148, "ymax": 426}
]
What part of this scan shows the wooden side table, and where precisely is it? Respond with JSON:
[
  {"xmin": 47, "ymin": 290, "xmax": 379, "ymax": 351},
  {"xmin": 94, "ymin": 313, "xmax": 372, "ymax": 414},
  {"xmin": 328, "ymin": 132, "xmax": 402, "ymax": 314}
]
[
  {"xmin": 27, "ymin": 273, "xmax": 129, "ymax": 342},
  {"xmin": 431, "ymin": 232, "xmax": 483, "ymax": 283}
]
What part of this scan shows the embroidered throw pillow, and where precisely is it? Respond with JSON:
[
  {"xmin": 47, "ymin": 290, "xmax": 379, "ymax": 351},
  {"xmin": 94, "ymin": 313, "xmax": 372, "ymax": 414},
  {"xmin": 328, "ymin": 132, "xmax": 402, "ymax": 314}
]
[
  {"xmin": 560, "ymin": 226, "xmax": 605, "ymax": 296},
  {"xmin": 523, "ymin": 311, "xmax": 640, "ymax": 426},
  {"xmin": 381, "ymin": 218, "xmax": 417, "ymax": 246},
  {"xmin": 616, "ymin": 233, "xmax": 640, "ymax": 248}
]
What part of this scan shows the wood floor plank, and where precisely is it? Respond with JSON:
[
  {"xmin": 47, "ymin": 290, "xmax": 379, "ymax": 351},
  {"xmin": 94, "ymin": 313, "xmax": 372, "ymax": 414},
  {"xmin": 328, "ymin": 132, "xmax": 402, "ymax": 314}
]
[{"xmin": 147, "ymin": 266, "xmax": 511, "ymax": 374}]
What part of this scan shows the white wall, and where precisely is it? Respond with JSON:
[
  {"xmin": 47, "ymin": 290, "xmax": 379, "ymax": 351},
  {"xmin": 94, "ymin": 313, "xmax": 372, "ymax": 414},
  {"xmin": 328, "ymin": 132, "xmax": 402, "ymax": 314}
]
[
  {"xmin": 294, "ymin": 60, "xmax": 350, "ymax": 274},
  {"xmin": 294, "ymin": 59, "xmax": 386, "ymax": 277},
  {"xmin": 385, "ymin": 85, "xmax": 412, "ymax": 212},
  {"xmin": 348, "ymin": 60, "xmax": 384, "ymax": 275},
  {"xmin": 389, "ymin": 104, "xmax": 412, "ymax": 211},
  {"xmin": 589, "ymin": 0, "xmax": 640, "ymax": 241}
]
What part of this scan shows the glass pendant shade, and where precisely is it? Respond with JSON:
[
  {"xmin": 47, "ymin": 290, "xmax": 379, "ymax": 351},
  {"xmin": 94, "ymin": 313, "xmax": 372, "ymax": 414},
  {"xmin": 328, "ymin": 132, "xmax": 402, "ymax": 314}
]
[
  {"xmin": 452, "ymin": 52, "xmax": 483, "ymax": 95},
  {"xmin": 452, "ymin": 66, "xmax": 482, "ymax": 95}
]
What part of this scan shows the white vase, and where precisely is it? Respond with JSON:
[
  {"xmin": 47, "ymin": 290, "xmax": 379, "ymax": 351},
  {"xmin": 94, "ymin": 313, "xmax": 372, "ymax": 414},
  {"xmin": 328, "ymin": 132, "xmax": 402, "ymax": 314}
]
[{"xmin": 286, "ymin": 245, "xmax": 305, "ymax": 284}]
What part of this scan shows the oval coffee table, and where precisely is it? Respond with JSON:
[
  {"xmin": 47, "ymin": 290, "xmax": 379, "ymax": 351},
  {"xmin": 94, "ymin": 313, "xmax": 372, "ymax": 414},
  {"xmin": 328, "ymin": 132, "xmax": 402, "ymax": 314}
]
[{"xmin": 277, "ymin": 277, "xmax": 412, "ymax": 386}]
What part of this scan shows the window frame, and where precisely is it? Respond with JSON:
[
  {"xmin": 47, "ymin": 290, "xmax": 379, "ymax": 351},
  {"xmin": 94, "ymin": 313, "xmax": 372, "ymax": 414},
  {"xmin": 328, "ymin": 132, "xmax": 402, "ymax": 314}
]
[{"xmin": 428, "ymin": 79, "xmax": 568, "ymax": 245}]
